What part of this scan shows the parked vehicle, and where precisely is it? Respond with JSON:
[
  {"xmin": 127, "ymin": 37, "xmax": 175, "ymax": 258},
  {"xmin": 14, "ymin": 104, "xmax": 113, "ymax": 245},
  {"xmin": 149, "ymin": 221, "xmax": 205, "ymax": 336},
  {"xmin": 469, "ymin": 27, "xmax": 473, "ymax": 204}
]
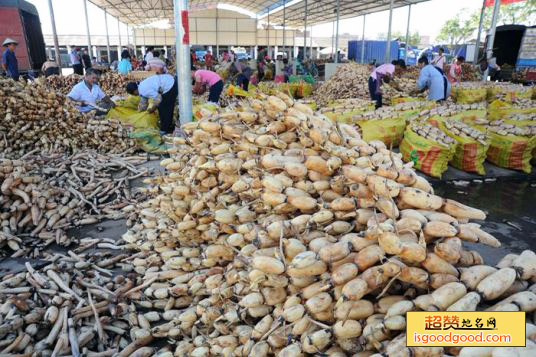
[
  {"xmin": 347, "ymin": 40, "xmax": 400, "ymax": 65},
  {"xmin": 0, "ymin": 0, "xmax": 46, "ymax": 74}
]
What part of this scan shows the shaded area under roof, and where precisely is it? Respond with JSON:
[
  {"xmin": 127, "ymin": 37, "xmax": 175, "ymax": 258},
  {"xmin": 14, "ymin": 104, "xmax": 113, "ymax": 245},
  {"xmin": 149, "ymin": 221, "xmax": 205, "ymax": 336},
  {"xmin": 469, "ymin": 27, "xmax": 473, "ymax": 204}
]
[{"xmin": 262, "ymin": 0, "xmax": 430, "ymax": 27}]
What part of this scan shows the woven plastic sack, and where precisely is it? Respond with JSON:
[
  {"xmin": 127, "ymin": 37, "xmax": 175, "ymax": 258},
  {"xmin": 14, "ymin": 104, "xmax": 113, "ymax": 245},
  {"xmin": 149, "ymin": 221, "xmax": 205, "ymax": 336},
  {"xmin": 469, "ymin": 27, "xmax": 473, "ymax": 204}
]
[
  {"xmin": 356, "ymin": 117, "xmax": 407, "ymax": 148},
  {"xmin": 448, "ymin": 110, "xmax": 488, "ymax": 125},
  {"xmin": 488, "ymin": 100, "xmax": 536, "ymax": 122},
  {"xmin": 193, "ymin": 102, "xmax": 219, "ymax": 121},
  {"xmin": 106, "ymin": 96, "xmax": 159, "ymax": 130},
  {"xmin": 129, "ymin": 128, "xmax": 169, "ymax": 154},
  {"xmin": 487, "ymin": 85, "xmax": 533, "ymax": 103},
  {"xmin": 324, "ymin": 111, "xmax": 365, "ymax": 123},
  {"xmin": 486, "ymin": 132, "xmax": 536, "ymax": 173},
  {"xmin": 428, "ymin": 117, "xmax": 489, "ymax": 175},
  {"xmin": 291, "ymin": 82, "xmax": 313, "ymax": 98},
  {"xmin": 452, "ymin": 86, "xmax": 487, "ymax": 104},
  {"xmin": 390, "ymin": 97, "xmax": 425, "ymax": 105},
  {"xmin": 400, "ymin": 127, "xmax": 456, "ymax": 178},
  {"xmin": 289, "ymin": 75, "xmax": 315, "ymax": 85},
  {"xmin": 226, "ymin": 85, "xmax": 251, "ymax": 97}
]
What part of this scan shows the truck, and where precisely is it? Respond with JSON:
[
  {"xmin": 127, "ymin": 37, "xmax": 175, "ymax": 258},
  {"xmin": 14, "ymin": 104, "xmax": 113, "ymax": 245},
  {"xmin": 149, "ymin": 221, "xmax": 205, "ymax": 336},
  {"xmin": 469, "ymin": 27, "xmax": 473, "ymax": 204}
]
[
  {"xmin": 347, "ymin": 40, "xmax": 401, "ymax": 65},
  {"xmin": 0, "ymin": 0, "xmax": 47, "ymax": 75}
]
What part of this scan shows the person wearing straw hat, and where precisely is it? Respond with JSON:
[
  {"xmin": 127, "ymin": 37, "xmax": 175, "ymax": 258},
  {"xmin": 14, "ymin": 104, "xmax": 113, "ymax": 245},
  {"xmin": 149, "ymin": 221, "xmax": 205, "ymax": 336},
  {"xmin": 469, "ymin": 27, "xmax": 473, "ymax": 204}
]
[{"xmin": 2, "ymin": 38, "xmax": 19, "ymax": 81}]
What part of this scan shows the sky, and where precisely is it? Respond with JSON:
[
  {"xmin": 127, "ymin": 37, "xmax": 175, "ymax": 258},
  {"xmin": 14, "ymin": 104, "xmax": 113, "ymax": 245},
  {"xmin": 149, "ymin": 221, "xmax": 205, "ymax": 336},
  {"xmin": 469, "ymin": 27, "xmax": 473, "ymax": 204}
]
[{"xmin": 28, "ymin": 0, "xmax": 485, "ymax": 42}]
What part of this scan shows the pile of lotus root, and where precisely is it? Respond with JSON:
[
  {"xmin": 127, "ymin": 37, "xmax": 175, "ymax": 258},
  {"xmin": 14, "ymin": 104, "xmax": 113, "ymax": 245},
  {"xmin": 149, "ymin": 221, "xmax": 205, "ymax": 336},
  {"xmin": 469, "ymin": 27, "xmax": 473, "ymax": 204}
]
[{"xmin": 119, "ymin": 92, "xmax": 536, "ymax": 356}]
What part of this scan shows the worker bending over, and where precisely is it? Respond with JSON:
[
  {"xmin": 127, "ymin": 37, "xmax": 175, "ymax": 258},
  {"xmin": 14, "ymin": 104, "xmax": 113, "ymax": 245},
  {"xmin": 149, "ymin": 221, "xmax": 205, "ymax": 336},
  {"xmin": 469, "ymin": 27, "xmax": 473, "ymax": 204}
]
[
  {"xmin": 42, "ymin": 58, "xmax": 60, "ymax": 77},
  {"xmin": 127, "ymin": 71, "xmax": 178, "ymax": 135},
  {"xmin": 415, "ymin": 56, "xmax": 450, "ymax": 102},
  {"xmin": 368, "ymin": 60, "xmax": 404, "ymax": 109},
  {"xmin": 67, "ymin": 68, "xmax": 115, "ymax": 114},
  {"xmin": 192, "ymin": 69, "xmax": 224, "ymax": 104}
]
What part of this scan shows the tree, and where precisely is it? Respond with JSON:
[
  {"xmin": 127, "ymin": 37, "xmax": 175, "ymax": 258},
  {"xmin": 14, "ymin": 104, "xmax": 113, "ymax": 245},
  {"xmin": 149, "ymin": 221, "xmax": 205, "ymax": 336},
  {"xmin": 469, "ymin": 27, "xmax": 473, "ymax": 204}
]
[
  {"xmin": 437, "ymin": 12, "xmax": 476, "ymax": 46},
  {"xmin": 440, "ymin": 0, "xmax": 536, "ymax": 46}
]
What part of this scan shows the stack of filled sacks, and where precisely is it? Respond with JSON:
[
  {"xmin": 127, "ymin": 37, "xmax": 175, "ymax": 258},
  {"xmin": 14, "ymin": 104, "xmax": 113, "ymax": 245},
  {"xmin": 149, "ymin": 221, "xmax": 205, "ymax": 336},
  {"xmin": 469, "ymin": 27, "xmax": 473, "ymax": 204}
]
[{"xmin": 484, "ymin": 98, "xmax": 536, "ymax": 173}]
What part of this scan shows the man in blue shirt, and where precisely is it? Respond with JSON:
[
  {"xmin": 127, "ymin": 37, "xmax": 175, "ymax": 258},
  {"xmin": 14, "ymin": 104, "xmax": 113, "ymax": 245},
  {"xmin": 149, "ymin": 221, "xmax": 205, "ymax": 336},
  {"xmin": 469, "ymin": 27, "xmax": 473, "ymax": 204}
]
[
  {"xmin": 2, "ymin": 38, "xmax": 19, "ymax": 81},
  {"xmin": 416, "ymin": 56, "xmax": 450, "ymax": 102}
]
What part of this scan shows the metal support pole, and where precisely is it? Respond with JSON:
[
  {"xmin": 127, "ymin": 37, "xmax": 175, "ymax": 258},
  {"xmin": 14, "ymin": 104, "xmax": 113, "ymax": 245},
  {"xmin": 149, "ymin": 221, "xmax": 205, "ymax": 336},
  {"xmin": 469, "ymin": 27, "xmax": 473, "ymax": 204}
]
[
  {"xmin": 47, "ymin": 0, "xmax": 61, "ymax": 66},
  {"xmin": 255, "ymin": 17, "xmax": 258, "ymax": 60},
  {"xmin": 361, "ymin": 15, "xmax": 366, "ymax": 64},
  {"xmin": 334, "ymin": 0, "xmax": 340, "ymax": 63},
  {"xmin": 310, "ymin": 26, "xmax": 313, "ymax": 60},
  {"xmin": 385, "ymin": 0, "xmax": 394, "ymax": 63},
  {"xmin": 118, "ymin": 18, "xmax": 122, "ymax": 52},
  {"xmin": 331, "ymin": 21, "xmax": 335, "ymax": 59},
  {"xmin": 82, "ymin": 0, "xmax": 92, "ymax": 56},
  {"xmin": 127, "ymin": 24, "xmax": 130, "ymax": 47},
  {"xmin": 304, "ymin": 0, "xmax": 307, "ymax": 60},
  {"xmin": 216, "ymin": 8, "xmax": 219, "ymax": 57},
  {"xmin": 485, "ymin": 0, "xmax": 501, "ymax": 80},
  {"xmin": 134, "ymin": 27, "xmax": 138, "ymax": 57},
  {"xmin": 104, "ymin": 8, "xmax": 111, "ymax": 63},
  {"xmin": 404, "ymin": 4, "xmax": 412, "ymax": 64},
  {"xmin": 173, "ymin": 0, "xmax": 192, "ymax": 125},
  {"xmin": 268, "ymin": 11, "xmax": 271, "ymax": 58},
  {"xmin": 283, "ymin": 0, "xmax": 286, "ymax": 58},
  {"xmin": 474, "ymin": 0, "xmax": 486, "ymax": 64}
]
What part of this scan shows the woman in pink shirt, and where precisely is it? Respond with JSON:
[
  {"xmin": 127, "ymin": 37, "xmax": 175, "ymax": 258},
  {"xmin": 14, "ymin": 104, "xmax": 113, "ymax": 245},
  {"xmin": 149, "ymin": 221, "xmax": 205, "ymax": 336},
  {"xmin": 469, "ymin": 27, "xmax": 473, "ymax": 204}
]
[
  {"xmin": 368, "ymin": 60, "xmax": 403, "ymax": 109},
  {"xmin": 448, "ymin": 56, "xmax": 465, "ymax": 84},
  {"xmin": 193, "ymin": 69, "xmax": 223, "ymax": 103}
]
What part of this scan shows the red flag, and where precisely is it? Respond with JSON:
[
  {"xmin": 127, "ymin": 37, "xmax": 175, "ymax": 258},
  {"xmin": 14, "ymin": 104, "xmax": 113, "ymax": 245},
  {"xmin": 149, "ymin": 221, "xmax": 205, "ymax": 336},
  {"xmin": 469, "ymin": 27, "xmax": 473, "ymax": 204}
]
[
  {"xmin": 485, "ymin": 0, "xmax": 525, "ymax": 7},
  {"xmin": 181, "ymin": 10, "xmax": 190, "ymax": 45}
]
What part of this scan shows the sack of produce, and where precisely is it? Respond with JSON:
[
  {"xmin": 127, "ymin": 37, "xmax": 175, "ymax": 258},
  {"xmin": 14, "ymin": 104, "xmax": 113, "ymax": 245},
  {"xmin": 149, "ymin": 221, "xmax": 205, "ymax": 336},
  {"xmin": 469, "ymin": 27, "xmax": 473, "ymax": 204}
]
[
  {"xmin": 485, "ymin": 123, "xmax": 536, "ymax": 173},
  {"xmin": 106, "ymin": 96, "xmax": 159, "ymax": 130},
  {"xmin": 448, "ymin": 109, "xmax": 488, "ymax": 125},
  {"xmin": 356, "ymin": 117, "xmax": 407, "ymax": 148},
  {"xmin": 389, "ymin": 97, "xmax": 425, "ymax": 105},
  {"xmin": 193, "ymin": 102, "xmax": 219, "ymax": 121},
  {"xmin": 289, "ymin": 74, "xmax": 316, "ymax": 84},
  {"xmin": 321, "ymin": 98, "xmax": 374, "ymax": 122},
  {"xmin": 488, "ymin": 99, "xmax": 536, "ymax": 122},
  {"xmin": 291, "ymin": 82, "xmax": 314, "ymax": 98},
  {"xmin": 487, "ymin": 83, "xmax": 533, "ymax": 103},
  {"xmin": 129, "ymin": 128, "xmax": 169, "ymax": 154},
  {"xmin": 352, "ymin": 107, "xmax": 408, "ymax": 147},
  {"xmin": 428, "ymin": 117, "xmax": 490, "ymax": 175},
  {"xmin": 322, "ymin": 110, "xmax": 363, "ymax": 123},
  {"xmin": 420, "ymin": 103, "xmax": 487, "ymax": 121},
  {"xmin": 451, "ymin": 83, "xmax": 487, "ymax": 104},
  {"xmin": 400, "ymin": 123, "xmax": 457, "ymax": 178},
  {"xmin": 226, "ymin": 85, "xmax": 251, "ymax": 97}
]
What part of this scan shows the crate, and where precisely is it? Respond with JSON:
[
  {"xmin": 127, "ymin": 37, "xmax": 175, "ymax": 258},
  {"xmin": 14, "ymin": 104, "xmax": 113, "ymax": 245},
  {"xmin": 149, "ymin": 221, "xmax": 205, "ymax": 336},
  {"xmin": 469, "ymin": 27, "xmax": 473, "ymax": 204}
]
[{"xmin": 128, "ymin": 71, "xmax": 157, "ymax": 81}]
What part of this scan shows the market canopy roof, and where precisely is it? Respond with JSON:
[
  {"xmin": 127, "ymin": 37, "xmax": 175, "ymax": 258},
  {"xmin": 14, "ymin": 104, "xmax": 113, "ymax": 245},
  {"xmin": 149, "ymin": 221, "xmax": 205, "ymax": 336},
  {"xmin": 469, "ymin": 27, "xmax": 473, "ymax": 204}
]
[
  {"xmin": 261, "ymin": 0, "xmax": 430, "ymax": 27},
  {"xmin": 88, "ymin": 0, "xmax": 283, "ymax": 25},
  {"xmin": 89, "ymin": 0, "xmax": 430, "ymax": 26}
]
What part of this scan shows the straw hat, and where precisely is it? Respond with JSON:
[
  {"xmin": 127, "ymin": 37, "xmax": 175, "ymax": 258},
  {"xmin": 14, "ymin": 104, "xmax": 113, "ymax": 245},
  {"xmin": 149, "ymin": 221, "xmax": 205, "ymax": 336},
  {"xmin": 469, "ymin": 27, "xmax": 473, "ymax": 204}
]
[{"xmin": 2, "ymin": 38, "xmax": 18, "ymax": 47}]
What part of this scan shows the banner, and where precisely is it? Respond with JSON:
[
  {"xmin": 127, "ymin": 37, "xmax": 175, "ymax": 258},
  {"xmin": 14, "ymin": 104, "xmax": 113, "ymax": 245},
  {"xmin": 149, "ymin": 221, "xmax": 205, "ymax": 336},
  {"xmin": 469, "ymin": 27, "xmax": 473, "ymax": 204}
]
[{"xmin": 485, "ymin": 0, "xmax": 525, "ymax": 7}]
